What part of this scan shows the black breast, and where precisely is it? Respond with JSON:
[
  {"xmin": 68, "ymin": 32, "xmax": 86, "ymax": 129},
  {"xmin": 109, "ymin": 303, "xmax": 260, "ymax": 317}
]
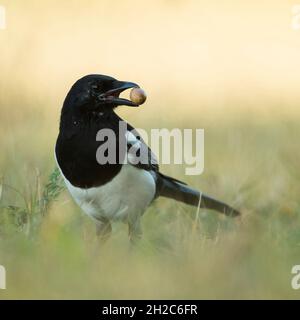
[{"xmin": 55, "ymin": 115, "xmax": 124, "ymax": 189}]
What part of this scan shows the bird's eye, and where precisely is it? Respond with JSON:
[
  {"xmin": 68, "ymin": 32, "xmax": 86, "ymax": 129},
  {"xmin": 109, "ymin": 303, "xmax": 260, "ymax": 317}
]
[{"xmin": 91, "ymin": 84, "xmax": 100, "ymax": 91}]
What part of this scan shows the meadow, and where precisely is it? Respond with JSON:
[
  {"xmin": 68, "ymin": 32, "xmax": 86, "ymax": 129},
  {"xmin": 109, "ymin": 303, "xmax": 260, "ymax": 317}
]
[
  {"xmin": 0, "ymin": 102, "xmax": 299, "ymax": 299},
  {"xmin": 0, "ymin": 0, "xmax": 300, "ymax": 299}
]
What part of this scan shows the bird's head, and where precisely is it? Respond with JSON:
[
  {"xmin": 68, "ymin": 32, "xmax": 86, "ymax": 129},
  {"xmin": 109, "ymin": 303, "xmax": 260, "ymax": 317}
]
[{"xmin": 62, "ymin": 74, "xmax": 141, "ymax": 115}]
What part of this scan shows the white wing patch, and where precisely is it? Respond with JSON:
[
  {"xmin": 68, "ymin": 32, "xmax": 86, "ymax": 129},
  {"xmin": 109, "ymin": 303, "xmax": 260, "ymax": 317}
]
[{"xmin": 126, "ymin": 130, "xmax": 158, "ymax": 168}]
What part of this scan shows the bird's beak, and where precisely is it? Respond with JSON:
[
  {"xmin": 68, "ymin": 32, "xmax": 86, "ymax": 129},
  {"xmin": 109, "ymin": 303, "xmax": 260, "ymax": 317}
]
[{"xmin": 98, "ymin": 80, "xmax": 140, "ymax": 107}]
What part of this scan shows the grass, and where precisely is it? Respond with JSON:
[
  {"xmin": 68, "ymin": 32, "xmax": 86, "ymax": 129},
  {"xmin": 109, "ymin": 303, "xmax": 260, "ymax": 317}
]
[
  {"xmin": 0, "ymin": 167, "xmax": 64, "ymax": 238},
  {"xmin": 0, "ymin": 101, "xmax": 299, "ymax": 299}
]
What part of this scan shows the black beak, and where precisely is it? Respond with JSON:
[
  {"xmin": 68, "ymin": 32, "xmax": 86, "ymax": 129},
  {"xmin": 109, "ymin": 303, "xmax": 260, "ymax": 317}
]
[{"xmin": 98, "ymin": 80, "xmax": 140, "ymax": 107}]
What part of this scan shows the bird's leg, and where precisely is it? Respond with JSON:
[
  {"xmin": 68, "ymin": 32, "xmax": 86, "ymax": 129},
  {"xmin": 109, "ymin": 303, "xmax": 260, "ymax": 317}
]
[
  {"xmin": 128, "ymin": 218, "xmax": 142, "ymax": 245},
  {"xmin": 95, "ymin": 219, "xmax": 112, "ymax": 243}
]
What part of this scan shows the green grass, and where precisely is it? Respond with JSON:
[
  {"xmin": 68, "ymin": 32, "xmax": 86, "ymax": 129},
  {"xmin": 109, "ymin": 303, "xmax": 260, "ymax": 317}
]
[{"xmin": 0, "ymin": 104, "xmax": 300, "ymax": 299}]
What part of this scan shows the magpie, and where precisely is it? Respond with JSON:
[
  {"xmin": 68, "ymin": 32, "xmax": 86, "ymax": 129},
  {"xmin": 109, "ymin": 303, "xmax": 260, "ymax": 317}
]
[{"xmin": 55, "ymin": 74, "xmax": 240, "ymax": 242}]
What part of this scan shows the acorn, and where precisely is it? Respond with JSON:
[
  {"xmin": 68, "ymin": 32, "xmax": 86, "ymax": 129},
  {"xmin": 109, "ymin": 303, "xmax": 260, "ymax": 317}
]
[{"xmin": 130, "ymin": 88, "xmax": 147, "ymax": 105}]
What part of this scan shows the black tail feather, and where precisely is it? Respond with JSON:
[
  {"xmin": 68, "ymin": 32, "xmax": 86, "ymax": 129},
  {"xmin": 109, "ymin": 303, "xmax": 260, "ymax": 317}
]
[{"xmin": 156, "ymin": 174, "xmax": 240, "ymax": 217}]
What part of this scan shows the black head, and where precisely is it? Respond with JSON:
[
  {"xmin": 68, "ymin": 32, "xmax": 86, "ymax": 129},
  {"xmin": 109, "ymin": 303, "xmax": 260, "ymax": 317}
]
[{"xmin": 62, "ymin": 74, "xmax": 140, "ymax": 115}]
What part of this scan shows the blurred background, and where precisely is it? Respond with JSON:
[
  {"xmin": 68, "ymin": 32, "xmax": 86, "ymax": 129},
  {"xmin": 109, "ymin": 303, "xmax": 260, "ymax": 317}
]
[{"xmin": 0, "ymin": 0, "xmax": 300, "ymax": 299}]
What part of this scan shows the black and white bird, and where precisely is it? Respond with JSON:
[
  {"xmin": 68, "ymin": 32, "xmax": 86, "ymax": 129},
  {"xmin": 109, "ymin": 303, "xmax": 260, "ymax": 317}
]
[{"xmin": 55, "ymin": 74, "xmax": 240, "ymax": 242}]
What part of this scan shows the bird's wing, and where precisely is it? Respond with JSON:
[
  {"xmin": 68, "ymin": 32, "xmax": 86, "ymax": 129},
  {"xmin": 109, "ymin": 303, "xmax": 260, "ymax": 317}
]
[
  {"xmin": 125, "ymin": 126, "xmax": 159, "ymax": 172},
  {"xmin": 125, "ymin": 122, "xmax": 187, "ymax": 186}
]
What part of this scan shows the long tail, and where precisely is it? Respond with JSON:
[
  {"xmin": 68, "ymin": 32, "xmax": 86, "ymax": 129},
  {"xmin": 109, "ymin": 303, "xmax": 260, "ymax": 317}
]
[{"xmin": 156, "ymin": 174, "xmax": 240, "ymax": 217}]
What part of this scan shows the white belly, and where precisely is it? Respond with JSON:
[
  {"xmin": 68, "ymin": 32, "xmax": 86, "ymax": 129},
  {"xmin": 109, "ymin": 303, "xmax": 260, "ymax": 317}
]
[{"xmin": 60, "ymin": 164, "xmax": 156, "ymax": 222}]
